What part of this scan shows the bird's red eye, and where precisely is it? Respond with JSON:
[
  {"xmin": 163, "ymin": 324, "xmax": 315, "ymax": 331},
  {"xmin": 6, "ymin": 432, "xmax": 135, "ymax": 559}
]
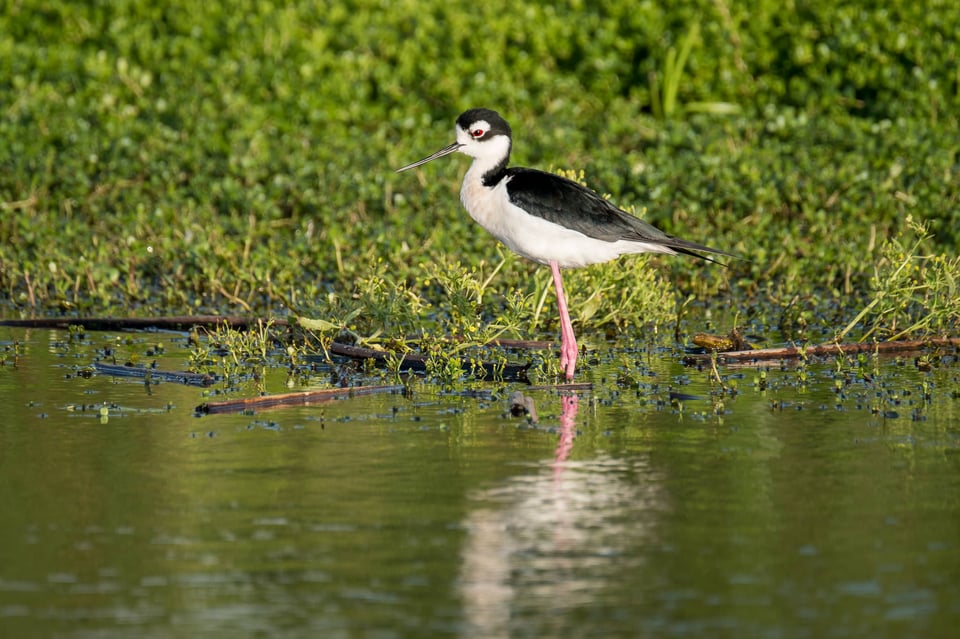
[{"xmin": 471, "ymin": 128, "xmax": 484, "ymax": 138}]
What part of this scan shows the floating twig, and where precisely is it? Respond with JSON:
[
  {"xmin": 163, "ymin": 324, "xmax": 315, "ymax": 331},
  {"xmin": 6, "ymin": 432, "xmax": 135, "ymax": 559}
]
[
  {"xmin": 197, "ymin": 384, "xmax": 406, "ymax": 414},
  {"xmin": 702, "ymin": 338, "xmax": 960, "ymax": 364},
  {"xmin": 92, "ymin": 362, "xmax": 215, "ymax": 386},
  {"xmin": 0, "ymin": 315, "xmax": 279, "ymax": 331}
]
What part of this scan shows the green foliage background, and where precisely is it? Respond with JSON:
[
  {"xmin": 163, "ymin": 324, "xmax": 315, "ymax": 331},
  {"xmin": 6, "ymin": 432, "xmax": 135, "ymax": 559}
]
[{"xmin": 1, "ymin": 0, "xmax": 958, "ymax": 342}]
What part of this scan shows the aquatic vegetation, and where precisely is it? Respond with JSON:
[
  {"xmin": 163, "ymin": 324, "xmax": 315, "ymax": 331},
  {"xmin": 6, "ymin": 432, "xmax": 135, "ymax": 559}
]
[
  {"xmin": 0, "ymin": 0, "xmax": 957, "ymax": 356},
  {"xmin": 839, "ymin": 217, "xmax": 960, "ymax": 342}
]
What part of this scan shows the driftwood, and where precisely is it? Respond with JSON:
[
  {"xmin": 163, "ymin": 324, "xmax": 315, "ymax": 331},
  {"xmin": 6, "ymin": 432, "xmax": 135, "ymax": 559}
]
[
  {"xmin": 0, "ymin": 315, "xmax": 271, "ymax": 331},
  {"xmin": 709, "ymin": 337, "xmax": 960, "ymax": 364},
  {"xmin": 197, "ymin": 384, "xmax": 406, "ymax": 414},
  {"xmin": 92, "ymin": 362, "xmax": 214, "ymax": 386},
  {"xmin": 0, "ymin": 316, "xmax": 550, "ymax": 347}
]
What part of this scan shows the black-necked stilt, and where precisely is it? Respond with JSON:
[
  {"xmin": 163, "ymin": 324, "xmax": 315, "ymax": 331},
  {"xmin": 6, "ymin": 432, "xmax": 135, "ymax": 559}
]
[{"xmin": 396, "ymin": 108, "xmax": 731, "ymax": 381}]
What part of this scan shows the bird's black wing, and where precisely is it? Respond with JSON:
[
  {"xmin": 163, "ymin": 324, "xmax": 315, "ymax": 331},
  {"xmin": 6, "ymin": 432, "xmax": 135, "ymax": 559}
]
[{"xmin": 504, "ymin": 168, "xmax": 733, "ymax": 259}]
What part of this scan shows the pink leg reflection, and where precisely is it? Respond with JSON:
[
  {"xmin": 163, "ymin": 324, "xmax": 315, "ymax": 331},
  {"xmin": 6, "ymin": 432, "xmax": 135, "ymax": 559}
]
[{"xmin": 554, "ymin": 393, "xmax": 579, "ymax": 465}]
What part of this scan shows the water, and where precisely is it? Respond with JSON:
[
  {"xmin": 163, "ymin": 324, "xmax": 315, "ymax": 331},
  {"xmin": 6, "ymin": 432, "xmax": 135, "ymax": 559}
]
[{"xmin": 1, "ymin": 326, "xmax": 959, "ymax": 637}]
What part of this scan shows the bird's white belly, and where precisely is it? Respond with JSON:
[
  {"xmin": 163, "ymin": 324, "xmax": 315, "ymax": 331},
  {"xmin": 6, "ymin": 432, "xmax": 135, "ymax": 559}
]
[{"xmin": 460, "ymin": 173, "xmax": 673, "ymax": 269}]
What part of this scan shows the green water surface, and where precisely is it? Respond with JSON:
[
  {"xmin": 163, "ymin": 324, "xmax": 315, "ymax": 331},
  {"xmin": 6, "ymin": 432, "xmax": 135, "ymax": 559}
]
[{"xmin": 1, "ymin": 327, "xmax": 958, "ymax": 638}]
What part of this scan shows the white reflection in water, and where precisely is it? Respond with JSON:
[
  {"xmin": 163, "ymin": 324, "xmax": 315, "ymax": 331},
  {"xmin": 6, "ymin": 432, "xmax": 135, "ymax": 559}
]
[{"xmin": 460, "ymin": 394, "xmax": 666, "ymax": 637}]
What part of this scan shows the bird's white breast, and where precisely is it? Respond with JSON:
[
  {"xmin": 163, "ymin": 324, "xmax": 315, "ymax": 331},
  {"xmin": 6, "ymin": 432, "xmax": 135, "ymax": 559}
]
[{"xmin": 459, "ymin": 165, "xmax": 674, "ymax": 269}]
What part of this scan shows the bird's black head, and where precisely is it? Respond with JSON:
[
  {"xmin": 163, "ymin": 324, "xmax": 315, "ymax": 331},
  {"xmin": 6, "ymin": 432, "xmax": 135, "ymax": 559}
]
[
  {"xmin": 394, "ymin": 107, "xmax": 513, "ymax": 174},
  {"xmin": 456, "ymin": 108, "xmax": 512, "ymax": 141}
]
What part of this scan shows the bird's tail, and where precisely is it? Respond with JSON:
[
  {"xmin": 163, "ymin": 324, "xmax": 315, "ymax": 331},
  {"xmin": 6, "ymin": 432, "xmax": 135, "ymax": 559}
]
[{"xmin": 665, "ymin": 239, "xmax": 739, "ymax": 265}]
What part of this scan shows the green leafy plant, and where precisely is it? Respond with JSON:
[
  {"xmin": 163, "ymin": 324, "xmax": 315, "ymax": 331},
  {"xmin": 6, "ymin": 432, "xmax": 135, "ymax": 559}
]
[
  {"xmin": 1, "ymin": 0, "xmax": 958, "ymax": 352},
  {"xmin": 838, "ymin": 217, "xmax": 960, "ymax": 342}
]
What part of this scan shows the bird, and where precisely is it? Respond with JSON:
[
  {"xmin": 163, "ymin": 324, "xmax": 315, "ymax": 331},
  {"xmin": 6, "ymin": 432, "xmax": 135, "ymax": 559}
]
[{"xmin": 396, "ymin": 107, "xmax": 731, "ymax": 381}]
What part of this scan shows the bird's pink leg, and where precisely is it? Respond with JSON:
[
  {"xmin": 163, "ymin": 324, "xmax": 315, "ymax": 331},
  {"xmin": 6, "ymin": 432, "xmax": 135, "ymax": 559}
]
[{"xmin": 549, "ymin": 260, "xmax": 578, "ymax": 381}]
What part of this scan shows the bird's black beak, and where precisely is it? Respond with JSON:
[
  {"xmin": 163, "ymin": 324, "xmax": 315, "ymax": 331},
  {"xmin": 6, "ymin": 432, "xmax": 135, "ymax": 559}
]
[{"xmin": 395, "ymin": 142, "xmax": 462, "ymax": 172}]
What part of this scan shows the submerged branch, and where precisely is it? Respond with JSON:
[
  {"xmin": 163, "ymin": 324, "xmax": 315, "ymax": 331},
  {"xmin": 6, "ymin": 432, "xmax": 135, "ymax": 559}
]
[
  {"xmin": 0, "ymin": 315, "xmax": 273, "ymax": 331},
  {"xmin": 197, "ymin": 384, "xmax": 407, "ymax": 415},
  {"xmin": 707, "ymin": 338, "xmax": 960, "ymax": 364},
  {"xmin": 92, "ymin": 362, "xmax": 215, "ymax": 386}
]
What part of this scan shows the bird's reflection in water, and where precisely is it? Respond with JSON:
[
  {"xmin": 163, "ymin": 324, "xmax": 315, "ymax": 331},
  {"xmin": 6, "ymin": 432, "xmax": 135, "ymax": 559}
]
[
  {"xmin": 459, "ymin": 393, "xmax": 665, "ymax": 637},
  {"xmin": 554, "ymin": 393, "xmax": 578, "ymax": 465}
]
